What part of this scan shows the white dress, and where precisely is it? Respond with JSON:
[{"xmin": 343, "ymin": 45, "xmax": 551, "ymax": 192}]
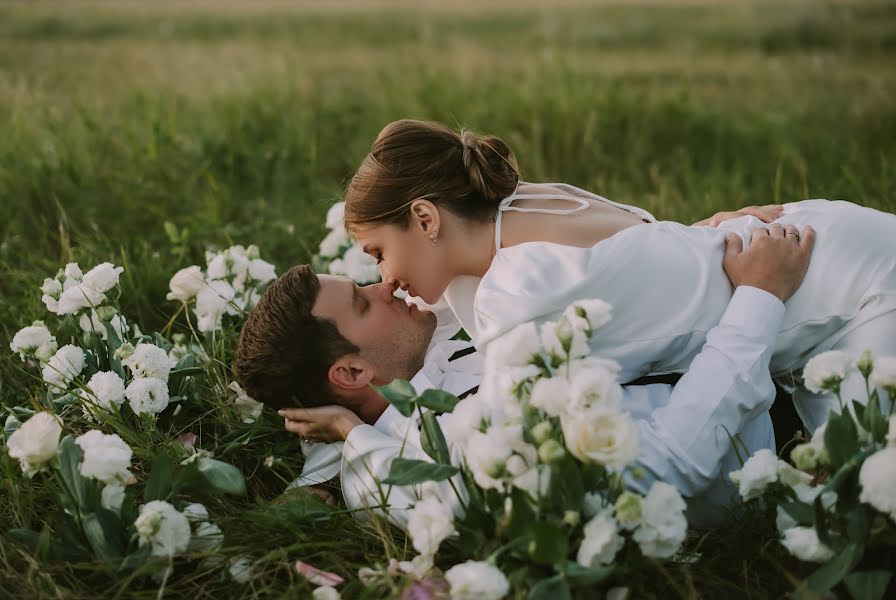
[{"xmin": 442, "ymin": 182, "xmax": 896, "ymax": 432}]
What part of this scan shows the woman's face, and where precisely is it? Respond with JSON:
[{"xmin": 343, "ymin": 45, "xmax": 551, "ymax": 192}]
[{"xmin": 353, "ymin": 221, "xmax": 453, "ymax": 305}]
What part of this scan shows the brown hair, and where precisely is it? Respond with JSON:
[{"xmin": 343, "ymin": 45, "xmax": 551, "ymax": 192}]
[
  {"xmin": 235, "ymin": 265, "xmax": 359, "ymax": 411},
  {"xmin": 344, "ymin": 119, "xmax": 521, "ymax": 230}
]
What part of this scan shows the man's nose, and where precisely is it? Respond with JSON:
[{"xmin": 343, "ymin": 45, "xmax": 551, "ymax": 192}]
[{"xmin": 373, "ymin": 280, "xmax": 398, "ymax": 302}]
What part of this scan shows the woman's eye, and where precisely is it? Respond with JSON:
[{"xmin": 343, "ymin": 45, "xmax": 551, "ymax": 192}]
[{"xmin": 375, "ymin": 253, "xmax": 383, "ymax": 265}]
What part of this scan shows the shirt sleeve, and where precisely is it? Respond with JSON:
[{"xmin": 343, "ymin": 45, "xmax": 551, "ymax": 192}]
[{"xmin": 623, "ymin": 285, "xmax": 785, "ymax": 497}]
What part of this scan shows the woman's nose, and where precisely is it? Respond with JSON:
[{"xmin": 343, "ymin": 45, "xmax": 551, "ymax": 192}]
[{"xmin": 375, "ymin": 280, "xmax": 398, "ymax": 301}]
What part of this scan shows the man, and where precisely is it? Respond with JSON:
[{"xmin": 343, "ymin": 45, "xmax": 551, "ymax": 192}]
[{"xmin": 235, "ymin": 224, "xmax": 814, "ymax": 528}]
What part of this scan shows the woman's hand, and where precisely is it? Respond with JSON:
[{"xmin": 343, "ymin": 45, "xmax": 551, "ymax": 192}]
[
  {"xmin": 278, "ymin": 405, "xmax": 364, "ymax": 443},
  {"xmin": 693, "ymin": 204, "xmax": 784, "ymax": 227}
]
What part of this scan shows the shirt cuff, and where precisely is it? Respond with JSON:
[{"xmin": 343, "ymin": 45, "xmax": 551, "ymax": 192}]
[{"xmin": 721, "ymin": 286, "xmax": 785, "ymax": 342}]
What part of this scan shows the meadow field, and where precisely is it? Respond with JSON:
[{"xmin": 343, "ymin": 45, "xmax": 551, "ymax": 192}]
[{"xmin": 1, "ymin": 0, "xmax": 894, "ymax": 597}]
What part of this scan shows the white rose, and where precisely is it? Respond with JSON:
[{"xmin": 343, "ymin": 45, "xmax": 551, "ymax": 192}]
[
  {"xmin": 577, "ymin": 510, "xmax": 624, "ymax": 567},
  {"xmin": 6, "ymin": 412, "xmax": 63, "ymax": 477},
  {"xmin": 189, "ymin": 521, "xmax": 224, "ymax": 553},
  {"xmin": 780, "ymin": 526, "xmax": 835, "ymax": 563},
  {"xmin": 247, "ymin": 258, "xmax": 276, "ymax": 284},
  {"xmin": 64, "ymin": 262, "xmax": 83, "ymax": 281},
  {"xmin": 560, "ymin": 408, "xmax": 639, "ymax": 469},
  {"xmin": 122, "ymin": 343, "xmax": 175, "ymax": 380},
  {"xmin": 228, "ymin": 555, "xmax": 254, "ymax": 584},
  {"xmin": 82, "ymin": 371, "xmax": 126, "ymax": 414},
  {"xmin": 10, "ymin": 322, "xmax": 56, "ymax": 362},
  {"xmin": 729, "ymin": 448, "xmax": 779, "ymax": 501},
  {"xmin": 76, "ymin": 430, "xmax": 133, "ymax": 485},
  {"xmin": 869, "ymin": 356, "xmax": 896, "ymax": 391},
  {"xmin": 194, "ymin": 279, "xmax": 236, "ymax": 331},
  {"xmin": 441, "ymin": 393, "xmax": 490, "ymax": 449},
  {"xmin": 342, "ymin": 244, "xmax": 379, "ymax": 284},
  {"xmin": 81, "ymin": 262, "xmax": 124, "ymax": 294},
  {"xmin": 325, "ymin": 202, "xmax": 346, "ymax": 230},
  {"xmin": 802, "ymin": 351, "xmax": 854, "ymax": 393},
  {"xmin": 512, "ymin": 463, "xmax": 552, "ymax": 500},
  {"xmin": 312, "ymin": 587, "xmax": 341, "ymax": 600},
  {"xmin": 318, "ymin": 228, "xmax": 349, "ymax": 258},
  {"xmin": 166, "ymin": 266, "xmax": 205, "ymax": 301},
  {"xmin": 486, "ymin": 321, "xmax": 542, "ymax": 369},
  {"xmin": 632, "ymin": 481, "xmax": 688, "ymax": 559},
  {"xmin": 444, "ymin": 561, "xmax": 509, "ymax": 600},
  {"xmin": 407, "ymin": 495, "xmax": 457, "ymax": 557},
  {"xmin": 125, "ymin": 377, "xmax": 170, "ymax": 415},
  {"xmin": 42, "ymin": 344, "xmax": 85, "ymax": 389},
  {"xmin": 40, "ymin": 277, "xmax": 63, "ymax": 313},
  {"xmin": 228, "ymin": 381, "xmax": 264, "ymax": 424},
  {"xmin": 465, "ymin": 425, "xmax": 534, "ymax": 491},
  {"xmin": 529, "ymin": 376, "xmax": 570, "ymax": 417},
  {"xmin": 135, "ymin": 500, "xmax": 191, "ymax": 557},
  {"xmin": 541, "ymin": 317, "xmax": 589, "ymax": 361},
  {"xmin": 777, "ymin": 462, "xmax": 813, "ymax": 488},
  {"xmin": 327, "ymin": 258, "xmax": 346, "ymax": 277},
  {"xmin": 496, "ymin": 364, "xmax": 542, "ymax": 401},
  {"xmin": 564, "ymin": 299, "xmax": 612, "ymax": 334},
  {"xmin": 568, "ymin": 358, "xmax": 623, "ymax": 413},
  {"xmin": 858, "ymin": 446, "xmax": 896, "ymax": 521},
  {"xmin": 101, "ymin": 484, "xmax": 126, "ymax": 514},
  {"xmin": 56, "ymin": 284, "xmax": 106, "ymax": 315},
  {"xmin": 79, "ymin": 310, "xmax": 127, "ymax": 341}
]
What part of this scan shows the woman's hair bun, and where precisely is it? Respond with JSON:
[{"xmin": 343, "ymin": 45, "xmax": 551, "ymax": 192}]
[{"xmin": 459, "ymin": 128, "xmax": 520, "ymax": 204}]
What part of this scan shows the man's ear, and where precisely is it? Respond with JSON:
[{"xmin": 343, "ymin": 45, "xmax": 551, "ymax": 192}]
[
  {"xmin": 328, "ymin": 354, "xmax": 376, "ymax": 392},
  {"xmin": 409, "ymin": 199, "xmax": 441, "ymax": 237}
]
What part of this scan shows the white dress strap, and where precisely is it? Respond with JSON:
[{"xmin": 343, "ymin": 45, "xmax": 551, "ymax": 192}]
[{"xmin": 494, "ymin": 182, "xmax": 591, "ymax": 251}]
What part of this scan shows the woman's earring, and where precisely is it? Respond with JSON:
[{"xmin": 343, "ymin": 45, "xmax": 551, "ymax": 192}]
[{"xmin": 430, "ymin": 234, "xmax": 438, "ymax": 247}]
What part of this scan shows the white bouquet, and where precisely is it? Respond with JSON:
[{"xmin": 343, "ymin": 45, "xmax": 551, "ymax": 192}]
[{"xmin": 731, "ymin": 350, "xmax": 896, "ymax": 599}]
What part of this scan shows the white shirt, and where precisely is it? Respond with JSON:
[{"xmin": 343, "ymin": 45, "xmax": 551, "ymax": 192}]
[{"xmin": 339, "ymin": 286, "xmax": 785, "ymax": 530}]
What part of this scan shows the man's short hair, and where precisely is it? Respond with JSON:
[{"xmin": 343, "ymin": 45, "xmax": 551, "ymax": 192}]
[{"xmin": 235, "ymin": 265, "xmax": 359, "ymax": 410}]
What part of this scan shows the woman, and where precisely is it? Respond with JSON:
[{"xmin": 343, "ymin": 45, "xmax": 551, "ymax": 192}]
[{"xmin": 344, "ymin": 119, "xmax": 896, "ymax": 432}]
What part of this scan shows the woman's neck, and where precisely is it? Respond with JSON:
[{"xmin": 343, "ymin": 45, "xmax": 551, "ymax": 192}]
[{"xmin": 446, "ymin": 215, "xmax": 498, "ymax": 279}]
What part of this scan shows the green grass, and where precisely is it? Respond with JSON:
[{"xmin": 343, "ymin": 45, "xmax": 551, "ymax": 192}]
[{"xmin": 1, "ymin": 0, "xmax": 894, "ymax": 597}]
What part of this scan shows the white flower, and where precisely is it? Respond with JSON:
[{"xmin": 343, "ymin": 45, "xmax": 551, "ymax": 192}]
[
  {"xmin": 42, "ymin": 344, "xmax": 86, "ymax": 389},
  {"xmin": 541, "ymin": 317, "xmax": 589, "ymax": 360},
  {"xmin": 496, "ymin": 364, "xmax": 542, "ymax": 401},
  {"xmin": 560, "ymin": 408, "xmax": 639, "ymax": 469},
  {"xmin": 486, "ymin": 321, "xmax": 541, "ymax": 368},
  {"xmin": 125, "ymin": 377, "xmax": 170, "ymax": 415},
  {"xmin": 189, "ymin": 521, "xmax": 224, "ymax": 553},
  {"xmin": 81, "ymin": 262, "xmax": 124, "ymax": 294},
  {"xmin": 82, "ymin": 370, "xmax": 126, "ymax": 415},
  {"xmin": 312, "ymin": 587, "xmax": 341, "ymax": 600},
  {"xmin": 632, "ymin": 482, "xmax": 688, "ymax": 559},
  {"xmin": 802, "ymin": 351, "xmax": 853, "ymax": 393},
  {"xmin": 122, "ymin": 343, "xmax": 175, "ymax": 380},
  {"xmin": 780, "ymin": 526, "xmax": 835, "ymax": 563},
  {"xmin": 228, "ymin": 555, "xmax": 254, "ymax": 584},
  {"xmin": 887, "ymin": 415, "xmax": 896, "ymax": 447},
  {"xmin": 444, "ymin": 561, "xmax": 509, "ymax": 600},
  {"xmin": 194, "ymin": 279, "xmax": 236, "ymax": 332},
  {"xmin": 325, "ymin": 202, "xmax": 346, "ymax": 230},
  {"xmin": 512, "ymin": 463, "xmax": 552, "ymax": 500},
  {"xmin": 56, "ymin": 284, "xmax": 106, "ymax": 315},
  {"xmin": 6, "ymin": 412, "xmax": 63, "ymax": 477},
  {"xmin": 583, "ymin": 491, "xmax": 610, "ymax": 518},
  {"xmin": 577, "ymin": 510, "xmax": 624, "ymax": 567},
  {"xmin": 869, "ymin": 356, "xmax": 896, "ymax": 392},
  {"xmin": 729, "ymin": 448, "xmax": 779, "ymax": 501},
  {"xmin": 529, "ymin": 376, "xmax": 570, "ymax": 417},
  {"xmin": 247, "ymin": 258, "xmax": 276, "ymax": 284},
  {"xmin": 441, "ymin": 393, "xmax": 490, "ymax": 448},
  {"xmin": 76, "ymin": 430, "xmax": 133, "ymax": 485},
  {"xmin": 101, "ymin": 484, "xmax": 126, "ymax": 514},
  {"xmin": 341, "ymin": 244, "xmax": 379, "ymax": 284},
  {"xmin": 464, "ymin": 424, "xmax": 535, "ymax": 491},
  {"xmin": 858, "ymin": 447, "xmax": 896, "ymax": 521},
  {"xmin": 614, "ymin": 491, "xmax": 643, "ymax": 529},
  {"xmin": 64, "ymin": 262, "xmax": 83, "ymax": 281},
  {"xmin": 166, "ymin": 266, "xmax": 205, "ymax": 301},
  {"xmin": 229, "ymin": 381, "xmax": 264, "ymax": 423},
  {"xmin": 568, "ymin": 358, "xmax": 623, "ymax": 413},
  {"xmin": 407, "ymin": 495, "xmax": 457, "ymax": 557},
  {"xmin": 135, "ymin": 500, "xmax": 191, "ymax": 557},
  {"xmin": 318, "ymin": 228, "xmax": 349, "ymax": 258},
  {"xmin": 564, "ymin": 299, "xmax": 612, "ymax": 334},
  {"xmin": 79, "ymin": 310, "xmax": 127, "ymax": 341},
  {"xmin": 10, "ymin": 321, "xmax": 57, "ymax": 362},
  {"xmin": 40, "ymin": 277, "xmax": 63, "ymax": 313}
]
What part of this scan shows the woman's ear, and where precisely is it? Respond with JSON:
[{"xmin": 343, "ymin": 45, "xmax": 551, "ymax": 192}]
[
  {"xmin": 409, "ymin": 199, "xmax": 441, "ymax": 237},
  {"xmin": 328, "ymin": 355, "xmax": 375, "ymax": 392}
]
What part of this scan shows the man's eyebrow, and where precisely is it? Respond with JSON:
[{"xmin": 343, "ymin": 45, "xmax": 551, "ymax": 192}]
[{"xmin": 351, "ymin": 284, "xmax": 361, "ymax": 314}]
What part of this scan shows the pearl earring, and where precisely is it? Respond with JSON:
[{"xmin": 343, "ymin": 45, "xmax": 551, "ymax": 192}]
[{"xmin": 430, "ymin": 234, "xmax": 438, "ymax": 246}]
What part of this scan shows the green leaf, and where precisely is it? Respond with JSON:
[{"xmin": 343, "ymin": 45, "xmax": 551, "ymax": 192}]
[
  {"xmin": 851, "ymin": 400, "xmax": 866, "ymax": 428},
  {"xmin": 374, "ymin": 379, "xmax": 417, "ymax": 417},
  {"xmin": 560, "ymin": 561, "xmax": 614, "ymax": 587},
  {"xmin": 507, "ymin": 487, "xmax": 537, "ymax": 541},
  {"xmin": 416, "ymin": 389, "xmax": 460, "ymax": 414},
  {"xmin": 196, "ymin": 457, "xmax": 246, "ymax": 495},
  {"xmin": 824, "ymin": 411, "xmax": 859, "ymax": 468},
  {"xmin": 56, "ymin": 435, "xmax": 89, "ymax": 511},
  {"xmin": 381, "ymin": 458, "xmax": 459, "ymax": 485},
  {"xmin": 862, "ymin": 395, "xmax": 887, "ymax": 443},
  {"xmin": 144, "ymin": 454, "xmax": 172, "ymax": 502},
  {"xmin": 529, "ymin": 520, "xmax": 568, "ymax": 566},
  {"xmin": 843, "ymin": 571, "xmax": 893, "ymax": 600},
  {"xmin": 419, "ymin": 410, "xmax": 451, "ymax": 464},
  {"xmin": 845, "ymin": 506, "xmax": 872, "ymax": 546},
  {"xmin": 814, "ymin": 496, "xmax": 832, "ymax": 548},
  {"xmin": 806, "ymin": 542, "xmax": 864, "ymax": 594},
  {"xmin": 82, "ymin": 508, "xmax": 124, "ymax": 563},
  {"xmin": 528, "ymin": 574, "xmax": 571, "ymax": 600},
  {"xmin": 780, "ymin": 500, "xmax": 815, "ymax": 527}
]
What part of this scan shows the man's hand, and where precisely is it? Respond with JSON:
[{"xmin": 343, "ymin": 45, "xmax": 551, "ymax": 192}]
[
  {"xmin": 722, "ymin": 223, "xmax": 816, "ymax": 303},
  {"xmin": 694, "ymin": 204, "xmax": 784, "ymax": 227},
  {"xmin": 278, "ymin": 405, "xmax": 364, "ymax": 443}
]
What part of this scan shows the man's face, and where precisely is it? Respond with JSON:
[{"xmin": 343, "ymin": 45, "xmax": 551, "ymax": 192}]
[{"xmin": 312, "ymin": 275, "xmax": 438, "ymax": 384}]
